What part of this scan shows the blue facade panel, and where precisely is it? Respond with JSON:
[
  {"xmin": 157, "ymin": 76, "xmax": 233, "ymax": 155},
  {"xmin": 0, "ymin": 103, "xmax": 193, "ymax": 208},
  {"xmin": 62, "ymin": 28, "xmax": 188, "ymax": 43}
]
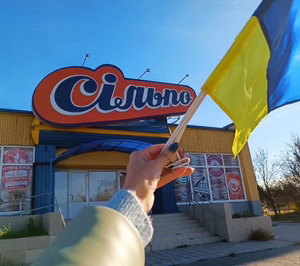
[
  {"xmin": 39, "ymin": 130, "xmax": 168, "ymax": 148},
  {"xmin": 34, "ymin": 145, "xmax": 56, "ymax": 214},
  {"xmin": 152, "ymin": 182, "xmax": 178, "ymax": 214}
]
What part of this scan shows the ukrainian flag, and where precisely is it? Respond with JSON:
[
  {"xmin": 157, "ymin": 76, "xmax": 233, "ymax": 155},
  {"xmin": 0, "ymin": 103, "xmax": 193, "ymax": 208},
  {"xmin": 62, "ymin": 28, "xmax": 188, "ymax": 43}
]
[{"xmin": 203, "ymin": 0, "xmax": 300, "ymax": 157}]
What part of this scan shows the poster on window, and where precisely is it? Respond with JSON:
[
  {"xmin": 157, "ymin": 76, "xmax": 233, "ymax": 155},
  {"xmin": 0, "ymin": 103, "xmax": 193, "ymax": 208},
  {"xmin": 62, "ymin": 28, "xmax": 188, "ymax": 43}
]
[
  {"xmin": 206, "ymin": 154, "xmax": 223, "ymax": 167},
  {"xmin": 175, "ymin": 177, "xmax": 190, "ymax": 203},
  {"xmin": 0, "ymin": 166, "xmax": 32, "ymax": 212},
  {"xmin": 189, "ymin": 154, "xmax": 206, "ymax": 166},
  {"xmin": 191, "ymin": 168, "xmax": 210, "ymax": 201},
  {"xmin": 226, "ymin": 168, "xmax": 245, "ymax": 200},
  {"xmin": 208, "ymin": 167, "xmax": 228, "ymax": 200},
  {"xmin": 3, "ymin": 147, "xmax": 34, "ymax": 164},
  {"xmin": 223, "ymin": 155, "xmax": 239, "ymax": 167}
]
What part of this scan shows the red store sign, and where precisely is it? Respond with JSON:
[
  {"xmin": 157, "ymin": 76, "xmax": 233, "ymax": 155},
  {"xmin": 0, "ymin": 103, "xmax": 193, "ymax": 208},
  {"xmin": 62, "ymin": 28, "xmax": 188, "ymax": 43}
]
[{"xmin": 32, "ymin": 64, "xmax": 196, "ymax": 127}]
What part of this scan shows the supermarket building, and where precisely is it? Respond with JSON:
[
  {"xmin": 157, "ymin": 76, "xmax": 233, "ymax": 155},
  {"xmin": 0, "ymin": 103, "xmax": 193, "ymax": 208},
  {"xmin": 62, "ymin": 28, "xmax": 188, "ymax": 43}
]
[{"xmin": 0, "ymin": 65, "xmax": 272, "ymax": 254}]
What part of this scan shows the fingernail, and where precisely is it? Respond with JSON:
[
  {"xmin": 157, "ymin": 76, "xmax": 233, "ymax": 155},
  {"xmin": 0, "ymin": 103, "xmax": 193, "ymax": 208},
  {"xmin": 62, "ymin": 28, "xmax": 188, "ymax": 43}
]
[{"xmin": 169, "ymin": 142, "xmax": 180, "ymax": 153}]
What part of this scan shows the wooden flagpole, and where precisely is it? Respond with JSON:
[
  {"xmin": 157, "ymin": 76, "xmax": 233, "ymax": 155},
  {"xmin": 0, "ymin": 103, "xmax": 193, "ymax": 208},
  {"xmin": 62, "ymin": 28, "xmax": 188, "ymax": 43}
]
[{"xmin": 165, "ymin": 90, "xmax": 207, "ymax": 147}]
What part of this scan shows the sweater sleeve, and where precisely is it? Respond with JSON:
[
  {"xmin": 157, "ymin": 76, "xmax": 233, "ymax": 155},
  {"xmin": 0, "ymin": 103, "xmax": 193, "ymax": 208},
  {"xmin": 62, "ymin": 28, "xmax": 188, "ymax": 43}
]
[{"xmin": 107, "ymin": 189, "xmax": 153, "ymax": 246}]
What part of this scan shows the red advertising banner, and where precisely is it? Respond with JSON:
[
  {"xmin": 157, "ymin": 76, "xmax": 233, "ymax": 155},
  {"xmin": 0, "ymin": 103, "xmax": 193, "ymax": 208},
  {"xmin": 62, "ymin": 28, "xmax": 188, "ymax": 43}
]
[
  {"xmin": 226, "ymin": 168, "xmax": 245, "ymax": 200},
  {"xmin": 2, "ymin": 166, "xmax": 32, "ymax": 191},
  {"xmin": 175, "ymin": 177, "xmax": 190, "ymax": 203},
  {"xmin": 208, "ymin": 167, "xmax": 228, "ymax": 201},
  {"xmin": 206, "ymin": 154, "xmax": 223, "ymax": 167},
  {"xmin": 3, "ymin": 147, "xmax": 34, "ymax": 164},
  {"xmin": 0, "ymin": 166, "xmax": 32, "ymax": 212},
  {"xmin": 191, "ymin": 168, "xmax": 211, "ymax": 201}
]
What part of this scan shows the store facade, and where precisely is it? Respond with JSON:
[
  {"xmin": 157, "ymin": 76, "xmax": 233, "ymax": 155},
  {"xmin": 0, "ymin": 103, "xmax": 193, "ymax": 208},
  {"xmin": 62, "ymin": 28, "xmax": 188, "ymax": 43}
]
[
  {"xmin": 0, "ymin": 64, "xmax": 262, "ymax": 219},
  {"xmin": 0, "ymin": 110, "xmax": 262, "ymax": 218}
]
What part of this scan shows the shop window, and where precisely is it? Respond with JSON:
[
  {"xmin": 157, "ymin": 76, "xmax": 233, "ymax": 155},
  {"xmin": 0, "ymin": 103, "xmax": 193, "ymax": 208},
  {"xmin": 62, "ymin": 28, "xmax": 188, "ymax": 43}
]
[
  {"xmin": 175, "ymin": 153, "xmax": 246, "ymax": 204},
  {"xmin": 89, "ymin": 172, "xmax": 117, "ymax": 202},
  {"xmin": 175, "ymin": 176, "xmax": 191, "ymax": 203},
  {"xmin": 0, "ymin": 146, "xmax": 35, "ymax": 213}
]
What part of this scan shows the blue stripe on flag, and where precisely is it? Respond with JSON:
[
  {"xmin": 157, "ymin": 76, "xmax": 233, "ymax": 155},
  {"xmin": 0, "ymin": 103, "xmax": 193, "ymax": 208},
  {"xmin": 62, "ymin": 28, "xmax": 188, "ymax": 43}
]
[{"xmin": 254, "ymin": 0, "xmax": 300, "ymax": 112}]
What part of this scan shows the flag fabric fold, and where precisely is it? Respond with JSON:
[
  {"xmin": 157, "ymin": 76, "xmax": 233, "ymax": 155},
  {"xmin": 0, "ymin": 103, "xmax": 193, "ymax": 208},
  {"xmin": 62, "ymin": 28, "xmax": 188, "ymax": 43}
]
[{"xmin": 202, "ymin": 0, "xmax": 300, "ymax": 157}]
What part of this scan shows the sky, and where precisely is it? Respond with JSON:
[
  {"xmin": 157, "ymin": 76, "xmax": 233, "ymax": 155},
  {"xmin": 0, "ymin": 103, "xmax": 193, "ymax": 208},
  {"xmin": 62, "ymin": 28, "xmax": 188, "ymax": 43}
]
[{"xmin": 1, "ymin": 0, "xmax": 299, "ymax": 160}]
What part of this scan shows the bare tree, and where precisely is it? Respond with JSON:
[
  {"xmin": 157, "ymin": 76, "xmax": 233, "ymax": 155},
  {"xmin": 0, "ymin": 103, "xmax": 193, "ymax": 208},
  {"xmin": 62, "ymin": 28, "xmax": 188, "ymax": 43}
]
[
  {"xmin": 281, "ymin": 134, "xmax": 300, "ymax": 209},
  {"xmin": 253, "ymin": 149, "xmax": 280, "ymax": 216}
]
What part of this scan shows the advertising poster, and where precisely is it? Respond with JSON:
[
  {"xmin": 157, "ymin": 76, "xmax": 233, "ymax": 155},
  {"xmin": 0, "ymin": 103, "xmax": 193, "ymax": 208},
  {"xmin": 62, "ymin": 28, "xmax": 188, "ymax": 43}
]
[
  {"xmin": 3, "ymin": 147, "xmax": 34, "ymax": 164},
  {"xmin": 0, "ymin": 166, "xmax": 32, "ymax": 212},
  {"xmin": 189, "ymin": 154, "xmax": 206, "ymax": 166},
  {"xmin": 223, "ymin": 154, "xmax": 239, "ymax": 167},
  {"xmin": 226, "ymin": 168, "xmax": 245, "ymax": 200},
  {"xmin": 175, "ymin": 176, "xmax": 190, "ymax": 203},
  {"xmin": 191, "ymin": 168, "xmax": 211, "ymax": 201},
  {"xmin": 208, "ymin": 167, "xmax": 228, "ymax": 200},
  {"xmin": 206, "ymin": 154, "xmax": 223, "ymax": 167}
]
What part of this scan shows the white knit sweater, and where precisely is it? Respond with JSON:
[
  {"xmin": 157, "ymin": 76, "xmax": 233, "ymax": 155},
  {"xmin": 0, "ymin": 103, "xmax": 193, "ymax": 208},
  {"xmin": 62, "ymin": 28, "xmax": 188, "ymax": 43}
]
[{"xmin": 107, "ymin": 189, "xmax": 154, "ymax": 246}]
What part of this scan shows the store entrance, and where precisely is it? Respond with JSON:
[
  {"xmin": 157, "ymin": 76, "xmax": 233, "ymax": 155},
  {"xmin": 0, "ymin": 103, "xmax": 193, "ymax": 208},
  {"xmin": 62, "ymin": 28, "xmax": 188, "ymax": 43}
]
[{"xmin": 55, "ymin": 170, "xmax": 125, "ymax": 219}]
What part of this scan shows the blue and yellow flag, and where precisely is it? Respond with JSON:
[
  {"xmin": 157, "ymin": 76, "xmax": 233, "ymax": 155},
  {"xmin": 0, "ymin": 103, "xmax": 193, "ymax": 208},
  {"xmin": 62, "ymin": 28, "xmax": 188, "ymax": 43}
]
[{"xmin": 203, "ymin": 0, "xmax": 300, "ymax": 157}]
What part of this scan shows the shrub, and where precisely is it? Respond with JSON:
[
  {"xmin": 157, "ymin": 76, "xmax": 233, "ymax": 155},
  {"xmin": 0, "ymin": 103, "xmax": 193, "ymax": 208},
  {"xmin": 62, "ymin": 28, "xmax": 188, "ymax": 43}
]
[
  {"xmin": 249, "ymin": 229, "xmax": 274, "ymax": 241},
  {"xmin": 0, "ymin": 225, "xmax": 12, "ymax": 238},
  {"xmin": 0, "ymin": 257, "xmax": 14, "ymax": 266}
]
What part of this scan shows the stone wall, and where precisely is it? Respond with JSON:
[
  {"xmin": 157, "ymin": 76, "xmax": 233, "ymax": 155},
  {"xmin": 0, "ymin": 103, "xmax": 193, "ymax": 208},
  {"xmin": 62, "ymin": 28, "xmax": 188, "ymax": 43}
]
[{"xmin": 189, "ymin": 203, "xmax": 273, "ymax": 243}]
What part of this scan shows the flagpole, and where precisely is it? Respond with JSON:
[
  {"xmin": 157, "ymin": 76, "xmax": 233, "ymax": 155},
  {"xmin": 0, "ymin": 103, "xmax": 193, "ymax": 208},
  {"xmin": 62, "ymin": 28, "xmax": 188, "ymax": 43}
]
[{"xmin": 165, "ymin": 90, "xmax": 207, "ymax": 147}]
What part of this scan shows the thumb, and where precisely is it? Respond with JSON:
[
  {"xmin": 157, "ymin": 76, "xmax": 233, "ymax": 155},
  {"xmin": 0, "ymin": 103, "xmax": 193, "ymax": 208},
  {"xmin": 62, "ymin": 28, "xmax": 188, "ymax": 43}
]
[{"xmin": 154, "ymin": 142, "xmax": 180, "ymax": 169}]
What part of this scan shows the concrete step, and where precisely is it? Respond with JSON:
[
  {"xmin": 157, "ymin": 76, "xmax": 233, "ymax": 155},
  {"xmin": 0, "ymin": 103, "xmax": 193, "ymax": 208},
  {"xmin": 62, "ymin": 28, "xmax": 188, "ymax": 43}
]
[{"xmin": 147, "ymin": 212, "xmax": 221, "ymax": 251}]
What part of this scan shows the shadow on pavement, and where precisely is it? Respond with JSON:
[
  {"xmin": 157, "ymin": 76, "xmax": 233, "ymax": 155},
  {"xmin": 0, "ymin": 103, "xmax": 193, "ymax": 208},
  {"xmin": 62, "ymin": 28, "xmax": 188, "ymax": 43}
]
[{"xmin": 179, "ymin": 244, "xmax": 300, "ymax": 266}]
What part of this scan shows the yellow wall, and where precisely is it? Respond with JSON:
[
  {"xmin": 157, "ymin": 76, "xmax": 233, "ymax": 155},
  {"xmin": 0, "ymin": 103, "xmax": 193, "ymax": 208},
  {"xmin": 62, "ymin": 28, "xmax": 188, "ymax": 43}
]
[
  {"xmin": 239, "ymin": 145, "xmax": 260, "ymax": 201},
  {"xmin": 56, "ymin": 150, "xmax": 129, "ymax": 170},
  {"xmin": 170, "ymin": 126, "xmax": 234, "ymax": 154},
  {"xmin": 0, "ymin": 112, "xmax": 34, "ymax": 146},
  {"xmin": 169, "ymin": 125, "xmax": 259, "ymax": 201}
]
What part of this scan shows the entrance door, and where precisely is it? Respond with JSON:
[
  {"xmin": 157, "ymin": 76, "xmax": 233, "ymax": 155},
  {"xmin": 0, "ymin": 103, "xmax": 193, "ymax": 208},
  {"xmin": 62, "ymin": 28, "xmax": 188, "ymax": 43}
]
[
  {"xmin": 55, "ymin": 170, "xmax": 121, "ymax": 219},
  {"xmin": 88, "ymin": 172, "xmax": 117, "ymax": 207},
  {"xmin": 69, "ymin": 172, "xmax": 87, "ymax": 218},
  {"xmin": 54, "ymin": 172, "xmax": 68, "ymax": 218}
]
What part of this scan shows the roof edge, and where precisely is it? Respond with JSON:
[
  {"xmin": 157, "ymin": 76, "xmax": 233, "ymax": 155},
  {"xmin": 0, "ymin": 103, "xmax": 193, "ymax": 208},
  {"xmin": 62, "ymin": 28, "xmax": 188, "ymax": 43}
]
[
  {"xmin": 168, "ymin": 123, "xmax": 235, "ymax": 132},
  {"xmin": 0, "ymin": 108, "xmax": 33, "ymax": 115}
]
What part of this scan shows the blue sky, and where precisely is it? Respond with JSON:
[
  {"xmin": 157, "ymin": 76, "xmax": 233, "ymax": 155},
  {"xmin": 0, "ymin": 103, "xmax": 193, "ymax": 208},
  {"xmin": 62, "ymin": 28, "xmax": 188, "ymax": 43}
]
[{"xmin": 1, "ymin": 0, "xmax": 299, "ymax": 160}]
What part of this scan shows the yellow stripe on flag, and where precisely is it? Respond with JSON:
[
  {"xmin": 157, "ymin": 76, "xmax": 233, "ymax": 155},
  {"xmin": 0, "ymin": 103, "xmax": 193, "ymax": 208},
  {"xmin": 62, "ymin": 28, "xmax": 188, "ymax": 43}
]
[{"xmin": 203, "ymin": 17, "xmax": 270, "ymax": 157}]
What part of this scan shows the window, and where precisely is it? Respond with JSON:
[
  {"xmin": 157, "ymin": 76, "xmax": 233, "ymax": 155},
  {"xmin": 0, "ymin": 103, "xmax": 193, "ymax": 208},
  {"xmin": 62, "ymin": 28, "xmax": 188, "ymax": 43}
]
[
  {"xmin": 89, "ymin": 172, "xmax": 117, "ymax": 202},
  {"xmin": 0, "ymin": 146, "xmax": 35, "ymax": 212},
  {"xmin": 175, "ymin": 153, "xmax": 246, "ymax": 204}
]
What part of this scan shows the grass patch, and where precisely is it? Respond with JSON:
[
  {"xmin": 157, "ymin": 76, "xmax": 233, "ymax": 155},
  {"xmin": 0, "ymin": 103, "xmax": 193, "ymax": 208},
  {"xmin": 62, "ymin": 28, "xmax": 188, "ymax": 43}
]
[
  {"xmin": 0, "ymin": 230, "xmax": 47, "ymax": 239},
  {"xmin": 249, "ymin": 229, "xmax": 274, "ymax": 241},
  {"xmin": 271, "ymin": 212, "xmax": 300, "ymax": 223},
  {"xmin": 0, "ymin": 217, "xmax": 47, "ymax": 240}
]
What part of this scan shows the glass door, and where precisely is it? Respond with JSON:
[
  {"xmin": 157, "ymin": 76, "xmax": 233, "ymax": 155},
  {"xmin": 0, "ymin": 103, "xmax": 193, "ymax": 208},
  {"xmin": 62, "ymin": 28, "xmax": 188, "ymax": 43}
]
[
  {"xmin": 54, "ymin": 172, "xmax": 68, "ymax": 218},
  {"xmin": 55, "ymin": 170, "xmax": 123, "ymax": 219},
  {"xmin": 88, "ymin": 172, "xmax": 117, "ymax": 206},
  {"xmin": 69, "ymin": 172, "xmax": 87, "ymax": 218}
]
